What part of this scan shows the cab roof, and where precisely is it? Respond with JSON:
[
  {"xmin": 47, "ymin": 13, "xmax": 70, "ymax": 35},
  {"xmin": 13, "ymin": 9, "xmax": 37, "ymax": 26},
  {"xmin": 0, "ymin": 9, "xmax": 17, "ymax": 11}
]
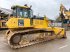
[{"xmin": 11, "ymin": 5, "xmax": 31, "ymax": 9}]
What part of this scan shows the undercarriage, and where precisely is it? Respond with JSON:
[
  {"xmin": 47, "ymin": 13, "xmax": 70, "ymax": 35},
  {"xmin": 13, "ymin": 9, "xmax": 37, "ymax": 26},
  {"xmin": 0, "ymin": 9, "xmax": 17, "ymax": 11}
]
[{"xmin": 5, "ymin": 28, "xmax": 66, "ymax": 49}]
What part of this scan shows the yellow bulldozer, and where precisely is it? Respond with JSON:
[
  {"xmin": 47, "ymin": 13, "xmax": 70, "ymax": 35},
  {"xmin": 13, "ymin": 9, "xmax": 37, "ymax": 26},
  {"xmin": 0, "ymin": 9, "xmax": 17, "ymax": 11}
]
[
  {"xmin": 0, "ymin": 8, "xmax": 11, "ymax": 29},
  {"xmin": 0, "ymin": 14, "xmax": 8, "ymax": 29},
  {"xmin": 5, "ymin": 4, "xmax": 66, "ymax": 48}
]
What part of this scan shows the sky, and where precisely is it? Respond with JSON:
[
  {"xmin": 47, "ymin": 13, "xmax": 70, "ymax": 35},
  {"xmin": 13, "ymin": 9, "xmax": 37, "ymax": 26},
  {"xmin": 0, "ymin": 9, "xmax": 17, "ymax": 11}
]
[{"xmin": 0, "ymin": 0, "xmax": 70, "ymax": 20}]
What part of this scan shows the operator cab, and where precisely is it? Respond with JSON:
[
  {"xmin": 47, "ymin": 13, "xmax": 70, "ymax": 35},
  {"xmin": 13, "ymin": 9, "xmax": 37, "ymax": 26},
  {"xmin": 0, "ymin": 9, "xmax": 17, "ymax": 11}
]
[
  {"xmin": 11, "ymin": 4, "xmax": 33, "ymax": 18},
  {"xmin": 11, "ymin": 4, "xmax": 44, "ymax": 20}
]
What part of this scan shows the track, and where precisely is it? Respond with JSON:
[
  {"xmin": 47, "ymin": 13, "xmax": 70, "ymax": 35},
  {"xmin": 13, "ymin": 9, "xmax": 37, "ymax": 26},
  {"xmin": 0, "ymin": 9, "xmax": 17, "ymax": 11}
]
[{"xmin": 5, "ymin": 28, "xmax": 57, "ymax": 49}]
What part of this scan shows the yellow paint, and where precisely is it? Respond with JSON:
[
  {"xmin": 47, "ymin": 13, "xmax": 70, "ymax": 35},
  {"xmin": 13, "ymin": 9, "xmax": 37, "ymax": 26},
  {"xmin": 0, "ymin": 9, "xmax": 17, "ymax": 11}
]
[
  {"xmin": 6, "ymin": 16, "xmax": 65, "ymax": 36},
  {"xmin": 12, "ymin": 5, "xmax": 30, "ymax": 9},
  {"xmin": 6, "ymin": 16, "xmax": 49, "ymax": 29},
  {"xmin": 52, "ymin": 27, "xmax": 65, "ymax": 35}
]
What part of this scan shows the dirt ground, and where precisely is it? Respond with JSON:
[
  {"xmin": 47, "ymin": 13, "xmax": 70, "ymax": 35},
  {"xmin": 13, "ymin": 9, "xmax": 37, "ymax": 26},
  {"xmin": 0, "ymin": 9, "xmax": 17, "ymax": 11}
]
[{"xmin": 0, "ymin": 30, "xmax": 70, "ymax": 52}]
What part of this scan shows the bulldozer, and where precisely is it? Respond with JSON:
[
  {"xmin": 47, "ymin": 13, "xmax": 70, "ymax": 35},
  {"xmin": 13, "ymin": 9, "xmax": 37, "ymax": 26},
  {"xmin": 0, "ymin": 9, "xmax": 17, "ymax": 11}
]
[
  {"xmin": 0, "ymin": 8, "xmax": 12, "ymax": 29},
  {"xmin": 5, "ymin": 4, "xmax": 66, "ymax": 49},
  {"xmin": 0, "ymin": 14, "xmax": 8, "ymax": 29}
]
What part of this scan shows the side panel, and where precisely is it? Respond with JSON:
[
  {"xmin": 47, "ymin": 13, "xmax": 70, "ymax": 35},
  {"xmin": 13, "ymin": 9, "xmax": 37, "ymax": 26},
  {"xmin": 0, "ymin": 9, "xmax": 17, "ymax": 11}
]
[
  {"xmin": 33, "ymin": 19, "xmax": 48, "ymax": 28},
  {"xmin": 6, "ymin": 17, "xmax": 49, "ymax": 29},
  {"xmin": 6, "ymin": 18, "xmax": 31, "ymax": 28}
]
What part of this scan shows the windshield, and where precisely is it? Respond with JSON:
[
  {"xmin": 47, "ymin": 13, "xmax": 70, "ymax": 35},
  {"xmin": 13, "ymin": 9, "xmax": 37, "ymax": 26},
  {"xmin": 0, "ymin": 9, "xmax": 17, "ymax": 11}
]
[{"xmin": 13, "ymin": 8, "xmax": 33, "ymax": 18}]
